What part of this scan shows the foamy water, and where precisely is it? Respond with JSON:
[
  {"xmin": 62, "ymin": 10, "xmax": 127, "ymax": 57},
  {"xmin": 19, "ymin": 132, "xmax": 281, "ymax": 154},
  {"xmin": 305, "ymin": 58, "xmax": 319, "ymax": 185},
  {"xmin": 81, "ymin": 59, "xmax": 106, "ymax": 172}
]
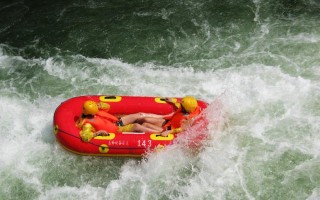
[
  {"xmin": 1, "ymin": 0, "xmax": 320, "ymax": 199},
  {"xmin": 1, "ymin": 50, "xmax": 319, "ymax": 199}
]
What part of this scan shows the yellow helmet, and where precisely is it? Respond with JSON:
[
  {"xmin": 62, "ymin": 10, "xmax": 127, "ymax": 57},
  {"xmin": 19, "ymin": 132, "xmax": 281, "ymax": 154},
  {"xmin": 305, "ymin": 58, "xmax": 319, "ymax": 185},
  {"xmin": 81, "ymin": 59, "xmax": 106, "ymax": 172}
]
[
  {"xmin": 83, "ymin": 100, "xmax": 99, "ymax": 115},
  {"xmin": 181, "ymin": 96, "xmax": 198, "ymax": 113}
]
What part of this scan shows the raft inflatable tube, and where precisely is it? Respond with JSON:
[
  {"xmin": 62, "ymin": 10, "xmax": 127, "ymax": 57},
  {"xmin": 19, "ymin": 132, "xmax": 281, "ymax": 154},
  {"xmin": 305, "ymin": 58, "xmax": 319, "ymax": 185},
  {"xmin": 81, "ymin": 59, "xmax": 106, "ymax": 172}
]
[{"xmin": 53, "ymin": 95, "xmax": 208, "ymax": 157}]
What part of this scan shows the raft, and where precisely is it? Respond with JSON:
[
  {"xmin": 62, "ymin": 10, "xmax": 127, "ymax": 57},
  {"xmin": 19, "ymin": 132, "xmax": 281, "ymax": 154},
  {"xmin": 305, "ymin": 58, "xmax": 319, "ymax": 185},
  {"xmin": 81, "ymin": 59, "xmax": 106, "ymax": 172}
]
[{"xmin": 53, "ymin": 95, "xmax": 208, "ymax": 157}]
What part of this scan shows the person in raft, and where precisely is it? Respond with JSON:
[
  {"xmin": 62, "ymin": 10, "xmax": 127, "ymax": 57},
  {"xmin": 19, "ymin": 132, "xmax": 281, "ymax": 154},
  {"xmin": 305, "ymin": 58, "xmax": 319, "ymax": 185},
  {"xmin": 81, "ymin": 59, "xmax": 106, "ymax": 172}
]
[
  {"xmin": 140, "ymin": 96, "xmax": 201, "ymax": 136},
  {"xmin": 77, "ymin": 100, "xmax": 164, "ymax": 142}
]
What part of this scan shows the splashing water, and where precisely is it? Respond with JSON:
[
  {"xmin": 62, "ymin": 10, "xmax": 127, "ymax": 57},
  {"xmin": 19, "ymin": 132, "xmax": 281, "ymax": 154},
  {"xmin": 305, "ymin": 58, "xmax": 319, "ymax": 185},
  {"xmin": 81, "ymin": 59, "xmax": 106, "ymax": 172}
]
[{"xmin": 1, "ymin": 0, "xmax": 320, "ymax": 199}]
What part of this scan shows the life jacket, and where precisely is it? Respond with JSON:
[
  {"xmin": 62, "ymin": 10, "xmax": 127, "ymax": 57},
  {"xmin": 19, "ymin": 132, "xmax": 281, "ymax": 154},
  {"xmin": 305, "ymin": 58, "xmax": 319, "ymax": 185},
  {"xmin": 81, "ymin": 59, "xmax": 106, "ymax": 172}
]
[
  {"xmin": 163, "ymin": 106, "xmax": 201, "ymax": 130},
  {"xmin": 81, "ymin": 110, "xmax": 119, "ymax": 133}
]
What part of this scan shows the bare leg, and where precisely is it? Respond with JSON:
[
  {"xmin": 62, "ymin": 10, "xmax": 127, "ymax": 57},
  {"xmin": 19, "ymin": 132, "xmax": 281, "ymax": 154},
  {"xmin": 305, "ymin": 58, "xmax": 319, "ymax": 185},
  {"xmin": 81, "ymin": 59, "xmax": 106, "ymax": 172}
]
[
  {"xmin": 120, "ymin": 112, "xmax": 166, "ymax": 125},
  {"xmin": 131, "ymin": 123, "xmax": 161, "ymax": 133},
  {"xmin": 139, "ymin": 117, "xmax": 166, "ymax": 128},
  {"xmin": 142, "ymin": 122, "xmax": 163, "ymax": 132}
]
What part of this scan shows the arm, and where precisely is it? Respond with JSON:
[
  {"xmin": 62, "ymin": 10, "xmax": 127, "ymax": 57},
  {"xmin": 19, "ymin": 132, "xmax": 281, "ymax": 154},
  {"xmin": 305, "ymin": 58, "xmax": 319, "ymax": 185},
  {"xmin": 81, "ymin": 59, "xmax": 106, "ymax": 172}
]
[
  {"xmin": 161, "ymin": 127, "xmax": 183, "ymax": 136},
  {"xmin": 147, "ymin": 98, "xmax": 179, "ymax": 119},
  {"xmin": 79, "ymin": 123, "xmax": 109, "ymax": 142},
  {"xmin": 160, "ymin": 118, "xmax": 190, "ymax": 136},
  {"xmin": 98, "ymin": 102, "xmax": 110, "ymax": 110},
  {"xmin": 79, "ymin": 123, "xmax": 95, "ymax": 142},
  {"xmin": 164, "ymin": 97, "xmax": 181, "ymax": 109},
  {"xmin": 140, "ymin": 112, "xmax": 174, "ymax": 119}
]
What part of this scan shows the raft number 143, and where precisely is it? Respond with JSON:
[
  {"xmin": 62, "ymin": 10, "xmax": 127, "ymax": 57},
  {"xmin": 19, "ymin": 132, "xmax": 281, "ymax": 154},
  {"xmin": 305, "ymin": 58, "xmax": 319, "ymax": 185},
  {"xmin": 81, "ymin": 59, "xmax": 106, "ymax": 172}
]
[{"xmin": 137, "ymin": 139, "xmax": 152, "ymax": 148}]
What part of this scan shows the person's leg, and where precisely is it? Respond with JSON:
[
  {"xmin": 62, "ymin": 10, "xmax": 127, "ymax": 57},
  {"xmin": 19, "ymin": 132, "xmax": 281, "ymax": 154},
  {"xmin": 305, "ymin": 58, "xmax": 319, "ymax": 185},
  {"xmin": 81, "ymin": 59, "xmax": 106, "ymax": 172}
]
[
  {"xmin": 141, "ymin": 122, "xmax": 163, "ymax": 132},
  {"xmin": 118, "ymin": 123, "xmax": 161, "ymax": 133},
  {"xmin": 137, "ymin": 117, "xmax": 166, "ymax": 128},
  {"xmin": 120, "ymin": 112, "xmax": 165, "ymax": 125},
  {"xmin": 130, "ymin": 123, "xmax": 161, "ymax": 133}
]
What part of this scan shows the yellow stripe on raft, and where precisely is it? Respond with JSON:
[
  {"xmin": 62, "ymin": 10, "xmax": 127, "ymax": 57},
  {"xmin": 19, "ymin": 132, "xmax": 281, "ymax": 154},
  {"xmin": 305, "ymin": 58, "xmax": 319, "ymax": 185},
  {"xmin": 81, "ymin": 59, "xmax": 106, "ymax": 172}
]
[
  {"xmin": 150, "ymin": 133, "xmax": 174, "ymax": 141},
  {"xmin": 99, "ymin": 144, "xmax": 109, "ymax": 153},
  {"xmin": 99, "ymin": 96, "xmax": 122, "ymax": 102},
  {"xmin": 154, "ymin": 97, "xmax": 177, "ymax": 104},
  {"xmin": 154, "ymin": 97, "xmax": 166, "ymax": 103},
  {"xmin": 94, "ymin": 133, "xmax": 116, "ymax": 140},
  {"xmin": 54, "ymin": 125, "xmax": 59, "ymax": 135}
]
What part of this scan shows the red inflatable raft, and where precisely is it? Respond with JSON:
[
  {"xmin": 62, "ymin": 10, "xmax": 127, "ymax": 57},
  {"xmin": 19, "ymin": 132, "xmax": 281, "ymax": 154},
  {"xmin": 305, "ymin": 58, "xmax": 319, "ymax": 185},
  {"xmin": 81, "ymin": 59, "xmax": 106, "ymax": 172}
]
[{"xmin": 53, "ymin": 95, "xmax": 208, "ymax": 157}]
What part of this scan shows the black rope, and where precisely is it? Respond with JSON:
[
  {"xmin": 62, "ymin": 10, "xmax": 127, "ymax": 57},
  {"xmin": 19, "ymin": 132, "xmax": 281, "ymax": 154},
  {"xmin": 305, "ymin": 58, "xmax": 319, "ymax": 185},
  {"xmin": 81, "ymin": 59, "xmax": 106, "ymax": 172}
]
[{"xmin": 56, "ymin": 128, "xmax": 147, "ymax": 150}]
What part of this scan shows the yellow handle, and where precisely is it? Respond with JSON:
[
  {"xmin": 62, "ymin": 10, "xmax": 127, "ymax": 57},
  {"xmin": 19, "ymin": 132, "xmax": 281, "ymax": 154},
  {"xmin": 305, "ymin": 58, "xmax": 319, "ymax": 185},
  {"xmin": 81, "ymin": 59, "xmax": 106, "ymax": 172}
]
[
  {"xmin": 94, "ymin": 133, "xmax": 116, "ymax": 140},
  {"xmin": 150, "ymin": 133, "xmax": 174, "ymax": 140},
  {"xmin": 99, "ymin": 96, "xmax": 122, "ymax": 102}
]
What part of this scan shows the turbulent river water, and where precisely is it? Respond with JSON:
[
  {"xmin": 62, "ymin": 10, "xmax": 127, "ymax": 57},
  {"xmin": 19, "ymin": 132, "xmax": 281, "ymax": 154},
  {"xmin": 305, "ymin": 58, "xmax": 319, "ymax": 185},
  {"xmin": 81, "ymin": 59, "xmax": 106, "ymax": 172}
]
[{"xmin": 0, "ymin": 0, "xmax": 320, "ymax": 199}]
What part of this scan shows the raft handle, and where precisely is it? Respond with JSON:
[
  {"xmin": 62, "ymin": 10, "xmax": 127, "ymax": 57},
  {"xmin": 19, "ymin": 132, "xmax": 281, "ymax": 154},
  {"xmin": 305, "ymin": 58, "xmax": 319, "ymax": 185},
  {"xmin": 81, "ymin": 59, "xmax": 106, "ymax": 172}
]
[
  {"xmin": 102, "ymin": 96, "xmax": 117, "ymax": 99},
  {"xmin": 155, "ymin": 134, "xmax": 168, "ymax": 137}
]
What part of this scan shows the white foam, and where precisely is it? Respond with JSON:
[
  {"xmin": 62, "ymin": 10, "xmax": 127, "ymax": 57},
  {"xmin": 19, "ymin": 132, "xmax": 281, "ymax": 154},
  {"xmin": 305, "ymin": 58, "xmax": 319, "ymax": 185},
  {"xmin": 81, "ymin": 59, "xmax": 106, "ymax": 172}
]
[
  {"xmin": 38, "ymin": 184, "xmax": 105, "ymax": 200},
  {"xmin": 1, "ymin": 44, "xmax": 320, "ymax": 199}
]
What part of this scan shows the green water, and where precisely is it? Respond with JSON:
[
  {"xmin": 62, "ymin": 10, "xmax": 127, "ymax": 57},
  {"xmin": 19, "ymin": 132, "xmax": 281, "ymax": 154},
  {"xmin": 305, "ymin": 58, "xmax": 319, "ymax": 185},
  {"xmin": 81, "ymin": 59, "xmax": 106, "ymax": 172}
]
[{"xmin": 0, "ymin": 0, "xmax": 320, "ymax": 199}]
